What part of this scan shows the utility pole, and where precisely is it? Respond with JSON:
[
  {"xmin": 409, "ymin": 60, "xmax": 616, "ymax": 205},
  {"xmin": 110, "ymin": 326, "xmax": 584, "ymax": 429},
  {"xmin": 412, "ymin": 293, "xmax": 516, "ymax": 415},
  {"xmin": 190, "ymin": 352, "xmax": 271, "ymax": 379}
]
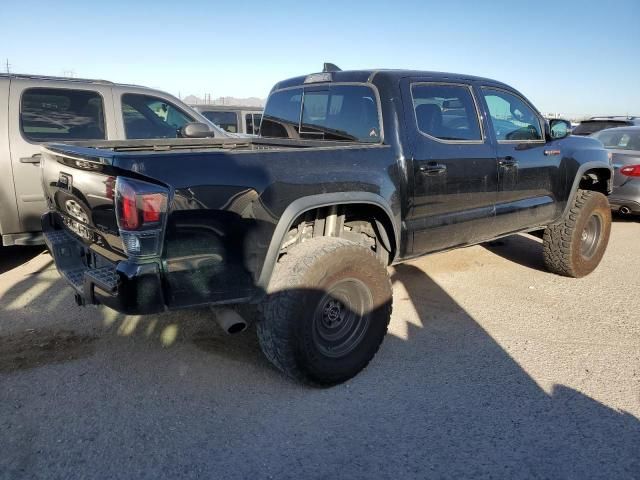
[{"xmin": 5, "ymin": 58, "xmax": 11, "ymax": 74}]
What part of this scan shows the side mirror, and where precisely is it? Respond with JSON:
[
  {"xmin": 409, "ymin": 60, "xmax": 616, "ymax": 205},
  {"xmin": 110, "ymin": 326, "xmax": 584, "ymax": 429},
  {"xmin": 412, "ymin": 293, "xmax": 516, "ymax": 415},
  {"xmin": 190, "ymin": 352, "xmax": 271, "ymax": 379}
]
[
  {"xmin": 178, "ymin": 122, "xmax": 215, "ymax": 138},
  {"xmin": 548, "ymin": 119, "xmax": 571, "ymax": 140}
]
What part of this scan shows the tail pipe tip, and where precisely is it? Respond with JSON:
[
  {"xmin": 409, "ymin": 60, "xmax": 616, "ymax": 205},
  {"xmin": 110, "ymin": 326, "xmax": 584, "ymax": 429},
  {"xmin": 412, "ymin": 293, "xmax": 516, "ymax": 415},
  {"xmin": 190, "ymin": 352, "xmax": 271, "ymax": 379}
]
[
  {"xmin": 619, "ymin": 206, "xmax": 631, "ymax": 215},
  {"xmin": 214, "ymin": 308, "xmax": 248, "ymax": 334}
]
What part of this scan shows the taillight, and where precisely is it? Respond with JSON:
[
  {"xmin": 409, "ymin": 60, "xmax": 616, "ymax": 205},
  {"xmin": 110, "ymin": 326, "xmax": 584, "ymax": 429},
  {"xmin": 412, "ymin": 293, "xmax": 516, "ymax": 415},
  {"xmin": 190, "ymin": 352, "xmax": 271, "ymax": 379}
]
[
  {"xmin": 141, "ymin": 194, "xmax": 164, "ymax": 223},
  {"xmin": 118, "ymin": 179, "xmax": 140, "ymax": 230},
  {"xmin": 620, "ymin": 165, "xmax": 640, "ymax": 177},
  {"xmin": 115, "ymin": 177, "xmax": 169, "ymax": 258}
]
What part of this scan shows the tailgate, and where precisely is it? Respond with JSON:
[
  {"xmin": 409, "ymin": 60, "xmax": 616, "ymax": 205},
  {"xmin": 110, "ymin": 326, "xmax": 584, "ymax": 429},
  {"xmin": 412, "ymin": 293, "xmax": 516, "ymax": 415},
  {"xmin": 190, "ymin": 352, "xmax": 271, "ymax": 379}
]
[{"xmin": 41, "ymin": 145, "xmax": 124, "ymax": 257}]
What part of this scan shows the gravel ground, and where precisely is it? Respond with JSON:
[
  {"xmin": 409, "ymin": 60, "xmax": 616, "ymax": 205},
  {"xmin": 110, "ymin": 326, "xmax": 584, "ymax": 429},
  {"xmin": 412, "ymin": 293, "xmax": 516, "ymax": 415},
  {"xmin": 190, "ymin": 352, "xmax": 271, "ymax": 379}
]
[{"xmin": 0, "ymin": 219, "xmax": 639, "ymax": 479}]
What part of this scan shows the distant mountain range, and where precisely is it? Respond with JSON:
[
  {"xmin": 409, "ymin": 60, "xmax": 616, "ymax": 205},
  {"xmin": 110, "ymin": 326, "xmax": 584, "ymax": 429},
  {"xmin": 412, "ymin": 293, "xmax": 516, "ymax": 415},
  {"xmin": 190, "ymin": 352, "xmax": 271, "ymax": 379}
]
[{"xmin": 183, "ymin": 95, "xmax": 265, "ymax": 108}]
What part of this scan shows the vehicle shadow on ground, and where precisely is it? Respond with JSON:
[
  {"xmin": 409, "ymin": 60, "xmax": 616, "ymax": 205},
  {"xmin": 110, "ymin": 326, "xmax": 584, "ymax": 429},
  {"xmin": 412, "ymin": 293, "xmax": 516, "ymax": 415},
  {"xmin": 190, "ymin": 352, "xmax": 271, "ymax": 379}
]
[
  {"xmin": 482, "ymin": 233, "xmax": 547, "ymax": 272},
  {"xmin": 613, "ymin": 212, "xmax": 639, "ymax": 223},
  {"xmin": 0, "ymin": 246, "xmax": 46, "ymax": 275},
  {"xmin": 0, "ymin": 256, "xmax": 639, "ymax": 478}
]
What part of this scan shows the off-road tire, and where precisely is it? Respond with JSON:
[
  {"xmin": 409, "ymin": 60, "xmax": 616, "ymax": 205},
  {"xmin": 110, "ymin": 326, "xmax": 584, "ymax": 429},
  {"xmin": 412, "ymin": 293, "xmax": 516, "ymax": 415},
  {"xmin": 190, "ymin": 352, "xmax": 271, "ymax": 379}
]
[
  {"xmin": 543, "ymin": 189, "xmax": 611, "ymax": 278},
  {"xmin": 257, "ymin": 237, "xmax": 393, "ymax": 386}
]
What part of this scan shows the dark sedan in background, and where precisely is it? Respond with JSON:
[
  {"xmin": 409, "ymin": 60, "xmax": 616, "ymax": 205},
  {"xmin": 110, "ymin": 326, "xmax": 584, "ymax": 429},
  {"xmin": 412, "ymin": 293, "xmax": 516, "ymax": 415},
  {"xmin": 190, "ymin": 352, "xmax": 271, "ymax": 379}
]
[{"xmin": 593, "ymin": 126, "xmax": 640, "ymax": 215}]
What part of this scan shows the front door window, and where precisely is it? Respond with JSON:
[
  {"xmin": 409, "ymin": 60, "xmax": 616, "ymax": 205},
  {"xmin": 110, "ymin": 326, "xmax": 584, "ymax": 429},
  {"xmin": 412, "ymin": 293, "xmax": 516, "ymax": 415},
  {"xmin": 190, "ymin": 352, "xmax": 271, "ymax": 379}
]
[{"xmin": 122, "ymin": 94, "xmax": 193, "ymax": 139}]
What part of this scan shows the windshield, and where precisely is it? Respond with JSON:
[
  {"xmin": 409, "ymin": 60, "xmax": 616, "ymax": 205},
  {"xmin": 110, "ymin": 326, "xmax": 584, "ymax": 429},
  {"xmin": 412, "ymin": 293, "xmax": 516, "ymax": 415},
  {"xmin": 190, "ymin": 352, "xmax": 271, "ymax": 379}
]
[
  {"xmin": 261, "ymin": 84, "xmax": 381, "ymax": 143},
  {"xmin": 593, "ymin": 129, "xmax": 640, "ymax": 151}
]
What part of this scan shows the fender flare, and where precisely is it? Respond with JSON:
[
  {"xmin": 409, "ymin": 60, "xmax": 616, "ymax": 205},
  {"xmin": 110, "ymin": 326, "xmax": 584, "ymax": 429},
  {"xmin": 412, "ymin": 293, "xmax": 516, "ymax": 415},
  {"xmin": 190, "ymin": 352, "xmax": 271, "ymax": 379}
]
[
  {"xmin": 256, "ymin": 192, "xmax": 399, "ymax": 290},
  {"xmin": 560, "ymin": 161, "xmax": 613, "ymax": 220}
]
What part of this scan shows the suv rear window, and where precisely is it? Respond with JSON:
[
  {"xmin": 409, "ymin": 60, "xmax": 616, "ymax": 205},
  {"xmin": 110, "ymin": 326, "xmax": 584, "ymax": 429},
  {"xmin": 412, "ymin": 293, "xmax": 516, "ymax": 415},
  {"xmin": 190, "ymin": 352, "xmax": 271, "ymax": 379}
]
[
  {"xmin": 201, "ymin": 111, "xmax": 238, "ymax": 133},
  {"xmin": 245, "ymin": 113, "xmax": 262, "ymax": 135},
  {"xmin": 261, "ymin": 85, "xmax": 381, "ymax": 143},
  {"xmin": 21, "ymin": 88, "xmax": 106, "ymax": 142},
  {"xmin": 573, "ymin": 121, "xmax": 630, "ymax": 135}
]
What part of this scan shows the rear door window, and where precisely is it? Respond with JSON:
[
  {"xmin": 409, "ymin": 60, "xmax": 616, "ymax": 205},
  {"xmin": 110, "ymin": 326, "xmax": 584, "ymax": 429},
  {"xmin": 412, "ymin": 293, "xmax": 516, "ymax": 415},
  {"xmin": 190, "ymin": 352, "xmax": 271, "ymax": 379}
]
[
  {"xmin": 261, "ymin": 85, "xmax": 381, "ymax": 143},
  {"xmin": 20, "ymin": 88, "xmax": 106, "ymax": 141},
  {"xmin": 201, "ymin": 111, "xmax": 238, "ymax": 133},
  {"xmin": 411, "ymin": 83, "xmax": 482, "ymax": 141},
  {"xmin": 121, "ymin": 93, "xmax": 194, "ymax": 139}
]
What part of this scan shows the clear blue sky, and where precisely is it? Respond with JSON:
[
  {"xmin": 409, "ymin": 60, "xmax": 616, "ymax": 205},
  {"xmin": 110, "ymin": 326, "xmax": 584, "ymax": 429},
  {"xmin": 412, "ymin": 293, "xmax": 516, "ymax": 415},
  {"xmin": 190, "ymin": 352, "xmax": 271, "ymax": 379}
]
[{"xmin": 1, "ymin": 0, "xmax": 638, "ymax": 117}]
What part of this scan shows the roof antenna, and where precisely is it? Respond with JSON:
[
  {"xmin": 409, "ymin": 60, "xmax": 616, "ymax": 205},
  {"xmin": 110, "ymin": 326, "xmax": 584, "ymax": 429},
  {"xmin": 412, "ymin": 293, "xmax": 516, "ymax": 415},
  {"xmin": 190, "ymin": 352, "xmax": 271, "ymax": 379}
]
[{"xmin": 323, "ymin": 63, "xmax": 341, "ymax": 73}]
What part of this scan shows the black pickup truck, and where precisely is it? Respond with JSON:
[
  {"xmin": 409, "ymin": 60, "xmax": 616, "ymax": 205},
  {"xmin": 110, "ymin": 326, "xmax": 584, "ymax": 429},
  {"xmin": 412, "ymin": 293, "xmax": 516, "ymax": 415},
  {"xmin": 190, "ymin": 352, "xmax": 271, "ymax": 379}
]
[{"xmin": 40, "ymin": 67, "xmax": 613, "ymax": 385}]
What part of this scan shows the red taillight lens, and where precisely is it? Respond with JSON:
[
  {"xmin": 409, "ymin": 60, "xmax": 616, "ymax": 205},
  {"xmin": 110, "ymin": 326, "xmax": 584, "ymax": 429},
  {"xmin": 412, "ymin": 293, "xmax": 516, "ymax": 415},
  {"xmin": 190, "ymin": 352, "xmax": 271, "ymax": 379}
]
[
  {"xmin": 118, "ymin": 180, "xmax": 140, "ymax": 230},
  {"xmin": 620, "ymin": 165, "xmax": 640, "ymax": 177},
  {"xmin": 141, "ymin": 193, "xmax": 165, "ymax": 223},
  {"xmin": 115, "ymin": 177, "xmax": 168, "ymax": 231}
]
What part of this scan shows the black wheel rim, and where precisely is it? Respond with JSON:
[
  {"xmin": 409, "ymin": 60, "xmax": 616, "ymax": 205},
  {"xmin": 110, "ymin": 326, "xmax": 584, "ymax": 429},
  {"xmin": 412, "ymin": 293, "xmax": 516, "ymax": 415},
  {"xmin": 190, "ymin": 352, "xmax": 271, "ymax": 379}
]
[
  {"xmin": 580, "ymin": 213, "xmax": 602, "ymax": 260},
  {"xmin": 311, "ymin": 279, "xmax": 373, "ymax": 358}
]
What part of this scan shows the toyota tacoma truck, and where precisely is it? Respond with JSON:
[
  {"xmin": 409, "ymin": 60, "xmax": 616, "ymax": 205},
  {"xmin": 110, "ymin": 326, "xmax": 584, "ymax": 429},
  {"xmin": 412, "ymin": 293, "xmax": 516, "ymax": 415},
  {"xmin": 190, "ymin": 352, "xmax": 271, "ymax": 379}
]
[{"xmin": 40, "ymin": 66, "xmax": 613, "ymax": 386}]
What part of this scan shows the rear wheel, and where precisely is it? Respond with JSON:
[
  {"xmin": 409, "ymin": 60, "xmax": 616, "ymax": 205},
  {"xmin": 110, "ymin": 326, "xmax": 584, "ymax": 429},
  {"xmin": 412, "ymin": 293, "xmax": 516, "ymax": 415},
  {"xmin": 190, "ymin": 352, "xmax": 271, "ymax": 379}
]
[
  {"xmin": 257, "ymin": 237, "xmax": 392, "ymax": 386},
  {"xmin": 543, "ymin": 189, "xmax": 611, "ymax": 278}
]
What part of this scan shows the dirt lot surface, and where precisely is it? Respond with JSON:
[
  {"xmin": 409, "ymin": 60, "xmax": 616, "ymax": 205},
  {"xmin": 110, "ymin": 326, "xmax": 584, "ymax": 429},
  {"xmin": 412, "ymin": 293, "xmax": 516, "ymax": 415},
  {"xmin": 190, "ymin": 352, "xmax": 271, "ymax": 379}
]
[{"xmin": 1, "ymin": 219, "xmax": 639, "ymax": 479}]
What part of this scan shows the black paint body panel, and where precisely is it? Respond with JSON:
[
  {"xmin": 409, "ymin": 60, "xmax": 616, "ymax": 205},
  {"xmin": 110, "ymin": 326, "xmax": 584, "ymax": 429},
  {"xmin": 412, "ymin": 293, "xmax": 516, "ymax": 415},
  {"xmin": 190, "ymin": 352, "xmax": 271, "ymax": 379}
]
[{"xmin": 40, "ymin": 70, "xmax": 612, "ymax": 313}]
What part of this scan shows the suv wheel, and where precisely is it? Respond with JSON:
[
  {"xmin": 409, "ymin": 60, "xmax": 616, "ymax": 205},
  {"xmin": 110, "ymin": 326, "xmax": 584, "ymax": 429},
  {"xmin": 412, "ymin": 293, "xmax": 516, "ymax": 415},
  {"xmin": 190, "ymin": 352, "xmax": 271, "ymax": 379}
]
[
  {"xmin": 257, "ymin": 237, "xmax": 392, "ymax": 386},
  {"xmin": 542, "ymin": 189, "xmax": 611, "ymax": 278}
]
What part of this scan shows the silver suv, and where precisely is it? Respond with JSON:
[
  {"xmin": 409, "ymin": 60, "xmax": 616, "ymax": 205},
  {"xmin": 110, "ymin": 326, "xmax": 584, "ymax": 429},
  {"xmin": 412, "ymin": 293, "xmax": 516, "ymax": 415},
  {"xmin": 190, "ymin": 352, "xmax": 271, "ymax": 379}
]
[
  {"xmin": 0, "ymin": 73, "xmax": 225, "ymax": 246},
  {"xmin": 192, "ymin": 105, "xmax": 263, "ymax": 135}
]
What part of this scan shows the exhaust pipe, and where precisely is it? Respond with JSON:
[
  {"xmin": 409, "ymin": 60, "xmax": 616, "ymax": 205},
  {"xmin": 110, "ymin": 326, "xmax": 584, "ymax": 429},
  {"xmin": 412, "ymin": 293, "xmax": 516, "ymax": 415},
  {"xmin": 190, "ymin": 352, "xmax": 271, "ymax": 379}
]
[
  {"xmin": 214, "ymin": 308, "xmax": 247, "ymax": 334},
  {"xmin": 619, "ymin": 206, "xmax": 631, "ymax": 215}
]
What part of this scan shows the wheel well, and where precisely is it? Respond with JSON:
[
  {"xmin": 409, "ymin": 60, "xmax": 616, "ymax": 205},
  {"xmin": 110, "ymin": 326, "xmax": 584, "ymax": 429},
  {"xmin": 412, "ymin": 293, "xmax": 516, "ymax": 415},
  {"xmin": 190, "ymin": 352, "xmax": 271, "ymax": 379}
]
[
  {"xmin": 579, "ymin": 168, "xmax": 611, "ymax": 195},
  {"xmin": 280, "ymin": 203, "xmax": 396, "ymax": 265}
]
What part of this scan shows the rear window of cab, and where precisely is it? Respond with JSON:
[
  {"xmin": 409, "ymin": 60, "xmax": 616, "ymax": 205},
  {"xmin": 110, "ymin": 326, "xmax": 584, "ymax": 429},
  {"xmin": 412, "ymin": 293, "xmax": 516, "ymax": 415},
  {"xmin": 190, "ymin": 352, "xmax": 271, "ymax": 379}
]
[{"xmin": 260, "ymin": 85, "xmax": 381, "ymax": 143}]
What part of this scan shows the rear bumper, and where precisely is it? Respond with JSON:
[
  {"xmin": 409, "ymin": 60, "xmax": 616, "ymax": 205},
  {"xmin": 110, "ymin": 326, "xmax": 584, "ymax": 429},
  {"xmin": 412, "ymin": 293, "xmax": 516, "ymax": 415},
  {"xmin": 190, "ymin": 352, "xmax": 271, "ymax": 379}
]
[{"xmin": 42, "ymin": 212, "xmax": 165, "ymax": 315}]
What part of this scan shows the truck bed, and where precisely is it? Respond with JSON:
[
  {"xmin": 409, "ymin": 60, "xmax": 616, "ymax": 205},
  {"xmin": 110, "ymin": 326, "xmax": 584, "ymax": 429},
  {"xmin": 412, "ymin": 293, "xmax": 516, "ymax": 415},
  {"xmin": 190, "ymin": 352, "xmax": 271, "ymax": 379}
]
[{"xmin": 40, "ymin": 136, "xmax": 395, "ymax": 311}]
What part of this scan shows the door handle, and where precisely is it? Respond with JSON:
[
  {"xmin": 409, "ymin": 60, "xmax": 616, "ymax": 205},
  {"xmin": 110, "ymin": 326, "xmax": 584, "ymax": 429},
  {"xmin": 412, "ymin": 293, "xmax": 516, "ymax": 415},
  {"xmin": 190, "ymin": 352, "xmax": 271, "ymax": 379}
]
[
  {"xmin": 20, "ymin": 154, "xmax": 42, "ymax": 164},
  {"xmin": 419, "ymin": 163, "xmax": 447, "ymax": 176},
  {"xmin": 498, "ymin": 156, "xmax": 518, "ymax": 168}
]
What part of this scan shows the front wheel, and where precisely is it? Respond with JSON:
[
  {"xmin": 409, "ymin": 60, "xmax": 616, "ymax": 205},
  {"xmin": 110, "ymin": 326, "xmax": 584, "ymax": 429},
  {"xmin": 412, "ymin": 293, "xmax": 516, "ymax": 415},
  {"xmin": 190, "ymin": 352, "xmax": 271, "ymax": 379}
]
[
  {"xmin": 257, "ymin": 237, "xmax": 393, "ymax": 386},
  {"xmin": 543, "ymin": 189, "xmax": 612, "ymax": 278}
]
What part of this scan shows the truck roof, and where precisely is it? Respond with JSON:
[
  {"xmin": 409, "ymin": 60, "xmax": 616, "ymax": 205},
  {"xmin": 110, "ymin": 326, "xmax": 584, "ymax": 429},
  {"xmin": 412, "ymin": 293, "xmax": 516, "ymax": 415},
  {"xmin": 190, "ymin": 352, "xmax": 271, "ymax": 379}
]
[
  {"xmin": 0, "ymin": 72, "xmax": 143, "ymax": 88},
  {"xmin": 272, "ymin": 69, "xmax": 512, "ymax": 91}
]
